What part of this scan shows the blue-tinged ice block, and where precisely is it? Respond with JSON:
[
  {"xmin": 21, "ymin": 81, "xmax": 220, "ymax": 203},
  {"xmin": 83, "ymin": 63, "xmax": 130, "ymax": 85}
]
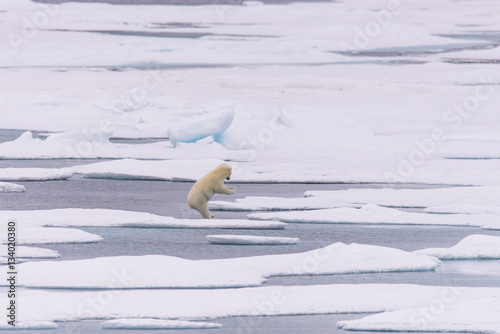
[{"xmin": 168, "ymin": 107, "xmax": 235, "ymax": 148}]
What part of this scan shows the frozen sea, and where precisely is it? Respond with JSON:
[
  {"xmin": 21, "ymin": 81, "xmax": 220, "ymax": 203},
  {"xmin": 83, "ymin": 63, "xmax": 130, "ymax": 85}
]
[
  {"xmin": 2, "ymin": 134, "xmax": 500, "ymax": 333},
  {"xmin": 2, "ymin": 0, "xmax": 500, "ymax": 332}
]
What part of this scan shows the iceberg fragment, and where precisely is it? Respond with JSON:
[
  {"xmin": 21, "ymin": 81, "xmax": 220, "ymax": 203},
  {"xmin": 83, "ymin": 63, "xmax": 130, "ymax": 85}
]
[
  {"xmin": 337, "ymin": 298, "xmax": 500, "ymax": 333},
  {"xmin": 168, "ymin": 105, "xmax": 234, "ymax": 147},
  {"xmin": 414, "ymin": 234, "xmax": 500, "ymax": 259},
  {"xmin": 0, "ymin": 181, "xmax": 25, "ymax": 192}
]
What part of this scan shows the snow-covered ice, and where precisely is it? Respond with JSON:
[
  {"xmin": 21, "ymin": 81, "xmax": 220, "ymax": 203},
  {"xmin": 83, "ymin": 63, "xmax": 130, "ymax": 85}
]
[
  {"xmin": 72, "ymin": 157, "xmax": 500, "ymax": 186},
  {"xmin": 214, "ymin": 186, "xmax": 500, "ymax": 212},
  {"xmin": 0, "ymin": 1, "xmax": 496, "ymax": 226},
  {"xmin": 414, "ymin": 234, "xmax": 500, "ymax": 259},
  {"xmin": 0, "ymin": 181, "xmax": 25, "ymax": 192},
  {"xmin": 0, "ymin": 131, "xmax": 244, "ymax": 161},
  {"xmin": 5, "ymin": 284, "xmax": 500, "ymax": 329},
  {"xmin": 248, "ymin": 204, "xmax": 500, "ymax": 230},
  {"xmin": 0, "ymin": 245, "xmax": 59, "ymax": 259},
  {"xmin": 0, "ymin": 243, "xmax": 439, "ymax": 289},
  {"xmin": 101, "ymin": 318, "xmax": 222, "ymax": 330},
  {"xmin": 0, "ymin": 321, "xmax": 58, "ymax": 330},
  {"xmin": 0, "ymin": 254, "xmax": 266, "ymax": 289},
  {"xmin": 0, "ymin": 227, "xmax": 102, "ymax": 245},
  {"xmin": 337, "ymin": 297, "xmax": 500, "ymax": 333},
  {"xmin": 0, "ymin": 167, "xmax": 73, "ymax": 181},
  {"xmin": 435, "ymin": 140, "xmax": 500, "ymax": 159},
  {"xmin": 73, "ymin": 159, "xmax": 236, "ymax": 181},
  {"xmin": 434, "ymin": 132, "xmax": 500, "ymax": 159},
  {"xmin": 69, "ymin": 158, "xmax": 500, "ymax": 185},
  {"xmin": 211, "ymin": 196, "xmax": 354, "ymax": 211},
  {"xmin": 0, "ymin": 208, "xmax": 286, "ymax": 229},
  {"xmin": 212, "ymin": 243, "xmax": 440, "ymax": 279},
  {"xmin": 425, "ymin": 203, "xmax": 500, "ymax": 215},
  {"xmin": 206, "ymin": 234, "xmax": 299, "ymax": 245},
  {"xmin": 3, "ymin": 0, "xmax": 476, "ymax": 69},
  {"xmin": 303, "ymin": 187, "xmax": 500, "ymax": 209}
]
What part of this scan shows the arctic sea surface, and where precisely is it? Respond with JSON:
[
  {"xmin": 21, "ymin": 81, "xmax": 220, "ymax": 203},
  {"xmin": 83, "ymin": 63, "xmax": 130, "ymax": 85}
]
[
  {"xmin": 2, "ymin": 152, "xmax": 500, "ymax": 333},
  {"xmin": 2, "ymin": 0, "xmax": 500, "ymax": 332},
  {"xmin": 2, "ymin": 177, "xmax": 500, "ymax": 333}
]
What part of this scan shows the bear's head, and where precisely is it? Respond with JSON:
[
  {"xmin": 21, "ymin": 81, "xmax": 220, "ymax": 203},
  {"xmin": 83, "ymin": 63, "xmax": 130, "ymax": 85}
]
[{"xmin": 216, "ymin": 163, "xmax": 232, "ymax": 180}]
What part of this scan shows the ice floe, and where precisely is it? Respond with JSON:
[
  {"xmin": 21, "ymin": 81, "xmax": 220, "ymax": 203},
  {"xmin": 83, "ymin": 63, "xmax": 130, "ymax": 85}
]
[
  {"xmin": 206, "ymin": 234, "xmax": 299, "ymax": 245},
  {"xmin": 214, "ymin": 186, "xmax": 500, "ymax": 212},
  {"xmin": 73, "ymin": 158, "xmax": 233, "ymax": 181},
  {"xmin": 0, "ymin": 243, "xmax": 439, "ymax": 289},
  {"xmin": 425, "ymin": 203, "xmax": 500, "ymax": 215},
  {"xmin": 0, "ymin": 131, "xmax": 244, "ymax": 161},
  {"xmin": 210, "ymin": 196, "xmax": 353, "ymax": 211},
  {"xmin": 1, "ymin": 254, "xmax": 264, "ymax": 289},
  {"xmin": 72, "ymin": 158, "xmax": 383, "ymax": 183},
  {"xmin": 214, "ymin": 243, "xmax": 440, "ymax": 278},
  {"xmin": 0, "ymin": 245, "xmax": 59, "ymax": 259},
  {"xmin": 0, "ymin": 227, "xmax": 102, "ymax": 245},
  {"xmin": 0, "ymin": 208, "xmax": 286, "ymax": 229},
  {"xmin": 0, "ymin": 181, "xmax": 25, "ymax": 192},
  {"xmin": 414, "ymin": 234, "xmax": 500, "ymax": 259},
  {"xmin": 66, "ymin": 157, "xmax": 500, "ymax": 185},
  {"xmin": 101, "ymin": 318, "xmax": 222, "ymax": 330},
  {"xmin": 0, "ymin": 167, "xmax": 73, "ymax": 181},
  {"xmin": 0, "ymin": 321, "xmax": 58, "ymax": 330},
  {"xmin": 6, "ymin": 284, "xmax": 500, "ymax": 329},
  {"xmin": 303, "ymin": 187, "xmax": 500, "ymax": 209},
  {"xmin": 337, "ymin": 297, "xmax": 500, "ymax": 333},
  {"xmin": 248, "ymin": 204, "xmax": 500, "ymax": 230}
]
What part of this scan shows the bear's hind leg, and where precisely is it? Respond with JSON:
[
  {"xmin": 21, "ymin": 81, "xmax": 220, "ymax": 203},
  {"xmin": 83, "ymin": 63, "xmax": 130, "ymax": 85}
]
[{"xmin": 198, "ymin": 204, "xmax": 215, "ymax": 219}]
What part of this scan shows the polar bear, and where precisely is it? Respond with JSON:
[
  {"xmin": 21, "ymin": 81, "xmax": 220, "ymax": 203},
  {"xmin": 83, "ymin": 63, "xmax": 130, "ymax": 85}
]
[{"xmin": 187, "ymin": 163, "xmax": 235, "ymax": 219}]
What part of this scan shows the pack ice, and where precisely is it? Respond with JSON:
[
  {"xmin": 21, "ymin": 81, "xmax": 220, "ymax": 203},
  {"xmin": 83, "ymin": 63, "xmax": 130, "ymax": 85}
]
[{"xmin": 0, "ymin": 243, "xmax": 439, "ymax": 289}]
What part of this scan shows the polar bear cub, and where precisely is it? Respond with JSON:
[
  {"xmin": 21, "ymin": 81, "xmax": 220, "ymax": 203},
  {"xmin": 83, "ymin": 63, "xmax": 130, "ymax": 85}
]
[{"xmin": 187, "ymin": 163, "xmax": 235, "ymax": 219}]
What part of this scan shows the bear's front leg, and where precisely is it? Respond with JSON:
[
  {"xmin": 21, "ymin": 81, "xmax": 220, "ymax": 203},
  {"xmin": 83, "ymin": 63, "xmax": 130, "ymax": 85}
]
[{"xmin": 224, "ymin": 186, "xmax": 235, "ymax": 195}]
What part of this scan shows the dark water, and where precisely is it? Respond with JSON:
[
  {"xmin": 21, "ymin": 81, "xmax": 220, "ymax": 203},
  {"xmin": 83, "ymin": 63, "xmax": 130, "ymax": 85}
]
[
  {"xmin": 14, "ymin": 314, "xmax": 374, "ymax": 334},
  {"xmin": 0, "ymin": 129, "xmax": 26, "ymax": 144}
]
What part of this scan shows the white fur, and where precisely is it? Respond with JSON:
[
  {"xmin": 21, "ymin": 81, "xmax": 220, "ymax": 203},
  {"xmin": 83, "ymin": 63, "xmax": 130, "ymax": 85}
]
[{"xmin": 187, "ymin": 163, "xmax": 235, "ymax": 219}]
